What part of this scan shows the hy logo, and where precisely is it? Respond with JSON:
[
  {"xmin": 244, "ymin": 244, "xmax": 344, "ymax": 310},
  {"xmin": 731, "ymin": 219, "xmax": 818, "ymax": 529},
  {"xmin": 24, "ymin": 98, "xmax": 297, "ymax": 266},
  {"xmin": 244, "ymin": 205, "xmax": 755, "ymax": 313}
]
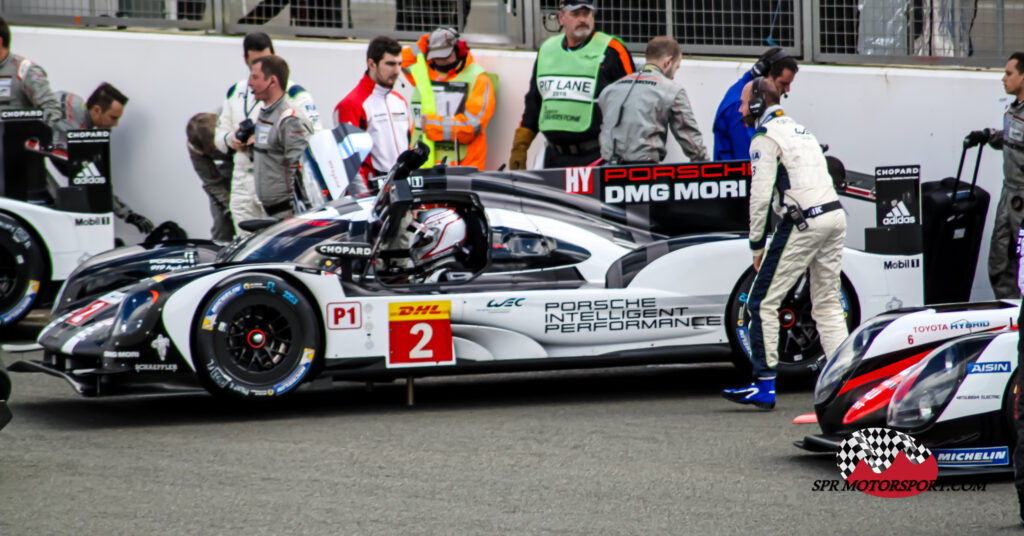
[
  {"xmin": 883, "ymin": 201, "xmax": 916, "ymax": 225},
  {"xmin": 565, "ymin": 167, "xmax": 593, "ymax": 194},
  {"xmin": 72, "ymin": 162, "xmax": 107, "ymax": 185},
  {"xmin": 836, "ymin": 427, "xmax": 937, "ymax": 498}
]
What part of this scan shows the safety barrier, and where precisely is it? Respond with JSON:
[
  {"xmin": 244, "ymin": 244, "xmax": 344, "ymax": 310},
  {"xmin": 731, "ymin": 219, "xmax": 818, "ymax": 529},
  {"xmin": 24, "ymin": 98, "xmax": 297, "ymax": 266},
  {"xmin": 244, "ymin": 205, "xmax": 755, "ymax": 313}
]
[{"xmin": 0, "ymin": 0, "xmax": 1019, "ymax": 65}]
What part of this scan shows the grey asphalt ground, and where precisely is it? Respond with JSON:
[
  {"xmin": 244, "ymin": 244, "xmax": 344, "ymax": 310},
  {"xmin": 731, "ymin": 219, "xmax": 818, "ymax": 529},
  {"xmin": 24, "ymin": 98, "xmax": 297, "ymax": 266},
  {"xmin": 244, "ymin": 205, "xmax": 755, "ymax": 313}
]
[{"xmin": 0, "ymin": 316, "xmax": 1020, "ymax": 535}]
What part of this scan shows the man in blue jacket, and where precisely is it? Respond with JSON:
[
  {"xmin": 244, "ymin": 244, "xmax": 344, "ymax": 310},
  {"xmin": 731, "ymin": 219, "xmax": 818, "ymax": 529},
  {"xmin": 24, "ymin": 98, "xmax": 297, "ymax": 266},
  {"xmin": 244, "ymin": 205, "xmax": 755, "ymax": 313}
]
[{"xmin": 712, "ymin": 48, "xmax": 798, "ymax": 161}]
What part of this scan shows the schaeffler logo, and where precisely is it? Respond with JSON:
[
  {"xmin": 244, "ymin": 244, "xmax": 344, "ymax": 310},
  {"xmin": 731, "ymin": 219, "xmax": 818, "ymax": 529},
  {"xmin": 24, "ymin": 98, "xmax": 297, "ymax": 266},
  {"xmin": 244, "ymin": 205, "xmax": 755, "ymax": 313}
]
[{"xmin": 835, "ymin": 428, "xmax": 937, "ymax": 497}]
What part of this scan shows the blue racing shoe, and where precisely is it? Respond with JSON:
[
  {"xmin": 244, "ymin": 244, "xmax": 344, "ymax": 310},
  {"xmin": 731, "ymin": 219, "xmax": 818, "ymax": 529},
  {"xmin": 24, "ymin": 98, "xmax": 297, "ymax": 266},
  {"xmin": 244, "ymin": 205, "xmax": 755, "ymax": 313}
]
[{"xmin": 721, "ymin": 379, "xmax": 776, "ymax": 410}]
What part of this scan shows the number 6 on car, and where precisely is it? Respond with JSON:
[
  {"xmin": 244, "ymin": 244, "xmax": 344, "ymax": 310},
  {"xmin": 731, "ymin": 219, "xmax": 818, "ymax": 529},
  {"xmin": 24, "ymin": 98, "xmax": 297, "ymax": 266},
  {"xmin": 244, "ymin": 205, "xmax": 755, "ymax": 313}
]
[{"xmin": 387, "ymin": 301, "xmax": 455, "ymax": 368}]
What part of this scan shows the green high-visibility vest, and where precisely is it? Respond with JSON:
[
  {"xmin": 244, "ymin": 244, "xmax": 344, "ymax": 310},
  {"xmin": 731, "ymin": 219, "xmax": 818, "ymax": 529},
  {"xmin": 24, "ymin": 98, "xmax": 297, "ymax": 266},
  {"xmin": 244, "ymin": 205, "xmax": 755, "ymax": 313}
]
[
  {"xmin": 536, "ymin": 32, "xmax": 613, "ymax": 133},
  {"xmin": 410, "ymin": 61, "xmax": 490, "ymax": 164}
]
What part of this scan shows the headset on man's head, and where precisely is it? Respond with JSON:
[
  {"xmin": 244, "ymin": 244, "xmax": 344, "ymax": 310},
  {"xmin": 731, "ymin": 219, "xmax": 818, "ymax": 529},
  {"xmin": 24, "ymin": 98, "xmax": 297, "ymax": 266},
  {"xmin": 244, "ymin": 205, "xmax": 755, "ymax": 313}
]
[
  {"xmin": 751, "ymin": 48, "xmax": 790, "ymax": 78},
  {"xmin": 749, "ymin": 76, "xmax": 766, "ymax": 119}
]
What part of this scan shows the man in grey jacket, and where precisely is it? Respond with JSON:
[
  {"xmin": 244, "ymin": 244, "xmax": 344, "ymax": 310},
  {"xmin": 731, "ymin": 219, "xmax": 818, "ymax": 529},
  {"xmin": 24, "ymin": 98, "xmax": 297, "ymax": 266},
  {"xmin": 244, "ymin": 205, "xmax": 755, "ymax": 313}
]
[
  {"xmin": 249, "ymin": 55, "xmax": 312, "ymax": 219},
  {"xmin": 598, "ymin": 36, "xmax": 708, "ymax": 164},
  {"xmin": 0, "ymin": 17, "xmax": 62, "ymax": 200},
  {"xmin": 0, "ymin": 17, "xmax": 60, "ymax": 127},
  {"xmin": 966, "ymin": 52, "xmax": 1024, "ymax": 299},
  {"xmin": 51, "ymin": 83, "xmax": 154, "ymax": 234}
]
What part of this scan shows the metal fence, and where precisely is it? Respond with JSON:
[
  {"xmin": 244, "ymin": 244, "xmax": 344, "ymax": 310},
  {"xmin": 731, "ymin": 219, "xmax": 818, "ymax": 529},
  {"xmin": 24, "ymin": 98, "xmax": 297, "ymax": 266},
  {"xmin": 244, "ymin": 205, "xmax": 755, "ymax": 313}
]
[{"xmin": 0, "ymin": 0, "xmax": 1020, "ymax": 65}]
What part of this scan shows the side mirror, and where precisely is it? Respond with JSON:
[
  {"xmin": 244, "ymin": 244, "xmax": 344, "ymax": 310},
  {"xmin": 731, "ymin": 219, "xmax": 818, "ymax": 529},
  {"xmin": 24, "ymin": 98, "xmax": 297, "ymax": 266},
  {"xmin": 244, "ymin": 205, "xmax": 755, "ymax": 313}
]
[
  {"xmin": 505, "ymin": 235, "xmax": 553, "ymax": 257},
  {"xmin": 237, "ymin": 218, "xmax": 279, "ymax": 233}
]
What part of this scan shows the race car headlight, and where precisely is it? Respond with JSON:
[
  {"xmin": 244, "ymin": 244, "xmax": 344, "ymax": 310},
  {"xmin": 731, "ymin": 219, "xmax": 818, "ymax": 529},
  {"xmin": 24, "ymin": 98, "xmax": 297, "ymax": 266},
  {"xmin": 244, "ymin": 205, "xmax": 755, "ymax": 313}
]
[
  {"xmin": 113, "ymin": 289, "xmax": 159, "ymax": 338},
  {"xmin": 886, "ymin": 334, "xmax": 994, "ymax": 430},
  {"xmin": 814, "ymin": 314, "xmax": 898, "ymax": 405}
]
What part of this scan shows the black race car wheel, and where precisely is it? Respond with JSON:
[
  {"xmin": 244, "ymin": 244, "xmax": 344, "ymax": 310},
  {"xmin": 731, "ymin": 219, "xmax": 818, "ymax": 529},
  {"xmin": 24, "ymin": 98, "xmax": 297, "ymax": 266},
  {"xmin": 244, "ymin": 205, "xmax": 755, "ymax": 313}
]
[
  {"xmin": 726, "ymin": 268, "xmax": 860, "ymax": 378},
  {"xmin": 0, "ymin": 215, "xmax": 47, "ymax": 328},
  {"xmin": 192, "ymin": 274, "xmax": 321, "ymax": 400}
]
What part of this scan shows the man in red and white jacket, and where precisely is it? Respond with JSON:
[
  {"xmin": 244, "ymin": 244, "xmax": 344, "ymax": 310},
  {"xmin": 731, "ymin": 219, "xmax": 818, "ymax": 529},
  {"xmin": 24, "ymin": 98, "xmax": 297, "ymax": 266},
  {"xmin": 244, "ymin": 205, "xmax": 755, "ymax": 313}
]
[{"xmin": 335, "ymin": 36, "xmax": 412, "ymax": 182}]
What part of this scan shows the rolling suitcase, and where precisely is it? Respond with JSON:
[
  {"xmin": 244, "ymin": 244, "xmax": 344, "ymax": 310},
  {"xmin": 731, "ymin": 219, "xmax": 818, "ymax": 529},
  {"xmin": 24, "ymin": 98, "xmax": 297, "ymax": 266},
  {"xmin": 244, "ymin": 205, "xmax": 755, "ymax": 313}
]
[{"xmin": 920, "ymin": 144, "xmax": 991, "ymax": 304}]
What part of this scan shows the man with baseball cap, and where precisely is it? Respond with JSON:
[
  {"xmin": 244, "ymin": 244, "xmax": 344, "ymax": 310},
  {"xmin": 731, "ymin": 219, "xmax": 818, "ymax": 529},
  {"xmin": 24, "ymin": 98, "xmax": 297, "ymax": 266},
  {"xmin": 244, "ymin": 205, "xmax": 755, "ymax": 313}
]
[
  {"xmin": 509, "ymin": 0, "xmax": 634, "ymax": 169},
  {"xmin": 401, "ymin": 27, "xmax": 496, "ymax": 170}
]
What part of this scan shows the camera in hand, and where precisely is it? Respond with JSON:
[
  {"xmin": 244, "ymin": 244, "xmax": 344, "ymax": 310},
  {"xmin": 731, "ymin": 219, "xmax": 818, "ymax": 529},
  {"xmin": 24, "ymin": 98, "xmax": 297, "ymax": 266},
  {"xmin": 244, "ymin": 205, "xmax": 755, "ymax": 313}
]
[{"xmin": 235, "ymin": 119, "xmax": 256, "ymax": 142}]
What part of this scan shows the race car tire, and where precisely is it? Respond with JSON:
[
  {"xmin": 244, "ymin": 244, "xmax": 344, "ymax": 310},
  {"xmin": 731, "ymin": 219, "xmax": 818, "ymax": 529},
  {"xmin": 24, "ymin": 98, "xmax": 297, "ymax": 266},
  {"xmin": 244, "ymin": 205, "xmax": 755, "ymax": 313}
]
[
  {"xmin": 0, "ymin": 214, "xmax": 47, "ymax": 328},
  {"xmin": 192, "ymin": 273, "xmax": 322, "ymax": 401},
  {"xmin": 726, "ymin": 268, "xmax": 860, "ymax": 378}
]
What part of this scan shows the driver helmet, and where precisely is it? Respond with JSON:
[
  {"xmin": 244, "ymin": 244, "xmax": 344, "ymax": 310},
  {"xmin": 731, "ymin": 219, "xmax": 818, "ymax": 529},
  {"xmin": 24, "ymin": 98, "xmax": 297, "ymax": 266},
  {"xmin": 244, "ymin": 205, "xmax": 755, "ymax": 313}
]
[{"xmin": 409, "ymin": 207, "xmax": 467, "ymax": 268}]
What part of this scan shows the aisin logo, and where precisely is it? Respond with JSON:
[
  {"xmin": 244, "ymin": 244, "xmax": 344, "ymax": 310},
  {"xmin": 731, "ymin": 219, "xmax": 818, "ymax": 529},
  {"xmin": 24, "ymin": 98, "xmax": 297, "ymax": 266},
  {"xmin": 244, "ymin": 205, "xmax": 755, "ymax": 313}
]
[{"xmin": 836, "ymin": 427, "xmax": 937, "ymax": 498}]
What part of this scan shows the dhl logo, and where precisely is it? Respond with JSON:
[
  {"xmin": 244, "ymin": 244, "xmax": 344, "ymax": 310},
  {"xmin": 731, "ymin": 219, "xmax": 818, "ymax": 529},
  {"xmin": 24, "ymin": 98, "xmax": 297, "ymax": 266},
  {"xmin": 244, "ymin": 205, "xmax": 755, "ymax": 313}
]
[{"xmin": 388, "ymin": 301, "xmax": 451, "ymax": 321}]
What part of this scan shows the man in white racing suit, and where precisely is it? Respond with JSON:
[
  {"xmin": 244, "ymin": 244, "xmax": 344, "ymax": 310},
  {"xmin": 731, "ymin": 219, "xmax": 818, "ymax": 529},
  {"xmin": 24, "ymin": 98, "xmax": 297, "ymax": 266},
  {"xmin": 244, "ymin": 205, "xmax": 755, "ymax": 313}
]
[
  {"xmin": 214, "ymin": 32, "xmax": 322, "ymax": 235},
  {"xmin": 722, "ymin": 77, "xmax": 848, "ymax": 410}
]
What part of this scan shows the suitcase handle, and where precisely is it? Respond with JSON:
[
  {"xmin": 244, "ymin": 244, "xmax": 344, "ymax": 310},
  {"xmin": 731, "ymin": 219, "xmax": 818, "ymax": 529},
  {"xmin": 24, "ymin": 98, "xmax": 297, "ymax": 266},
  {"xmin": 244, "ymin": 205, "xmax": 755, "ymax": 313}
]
[{"xmin": 952, "ymin": 143, "xmax": 984, "ymax": 201}]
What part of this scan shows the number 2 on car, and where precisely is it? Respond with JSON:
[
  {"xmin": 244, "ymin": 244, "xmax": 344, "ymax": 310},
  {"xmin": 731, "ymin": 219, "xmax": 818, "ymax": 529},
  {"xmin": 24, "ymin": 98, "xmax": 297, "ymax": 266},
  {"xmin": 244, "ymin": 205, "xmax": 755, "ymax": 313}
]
[{"xmin": 387, "ymin": 301, "xmax": 454, "ymax": 368}]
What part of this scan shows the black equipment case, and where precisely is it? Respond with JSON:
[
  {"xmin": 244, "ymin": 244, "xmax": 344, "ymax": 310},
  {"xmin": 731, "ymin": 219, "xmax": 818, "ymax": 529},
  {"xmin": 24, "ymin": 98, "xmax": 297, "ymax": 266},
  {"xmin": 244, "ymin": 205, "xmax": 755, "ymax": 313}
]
[{"xmin": 920, "ymin": 144, "xmax": 991, "ymax": 304}]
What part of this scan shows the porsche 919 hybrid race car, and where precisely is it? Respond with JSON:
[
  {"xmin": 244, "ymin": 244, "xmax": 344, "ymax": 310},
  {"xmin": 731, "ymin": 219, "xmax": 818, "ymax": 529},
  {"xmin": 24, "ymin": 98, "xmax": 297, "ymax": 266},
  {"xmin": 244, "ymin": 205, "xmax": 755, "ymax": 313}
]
[
  {"xmin": 9, "ymin": 141, "xmax": 925, "ymax": 402},
  {"xmin": 796, "ymin": 300, "xmax": 1020, "ymax": 474}
]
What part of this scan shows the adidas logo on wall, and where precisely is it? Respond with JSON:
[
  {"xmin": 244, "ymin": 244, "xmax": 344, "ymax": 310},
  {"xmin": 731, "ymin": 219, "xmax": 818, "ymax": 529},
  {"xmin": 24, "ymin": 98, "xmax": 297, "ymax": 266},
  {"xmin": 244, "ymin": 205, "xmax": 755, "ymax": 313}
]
[
  {"xmin": 72, "ymin": 162, "xmax": 107, "ymax": 185},
  {"xmin": 882, "ymin": 201, "xmax": 916, "ymax": 225}
]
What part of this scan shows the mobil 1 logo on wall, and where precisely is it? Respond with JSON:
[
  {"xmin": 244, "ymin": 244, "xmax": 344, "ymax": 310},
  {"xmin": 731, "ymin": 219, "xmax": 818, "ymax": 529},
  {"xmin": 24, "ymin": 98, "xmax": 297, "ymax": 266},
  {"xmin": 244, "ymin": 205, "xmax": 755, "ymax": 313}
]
[{"xmin": 875, "ymin": 165, "xmax": 921, "ymax": 227}]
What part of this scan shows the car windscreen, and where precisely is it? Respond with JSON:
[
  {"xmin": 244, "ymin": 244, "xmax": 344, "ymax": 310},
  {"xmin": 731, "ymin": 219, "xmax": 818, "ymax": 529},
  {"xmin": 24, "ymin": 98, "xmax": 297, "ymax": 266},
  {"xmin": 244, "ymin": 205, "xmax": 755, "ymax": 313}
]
[{"xmin": 223, "ymin": 219, "xmax": 367, "ymax": 265}]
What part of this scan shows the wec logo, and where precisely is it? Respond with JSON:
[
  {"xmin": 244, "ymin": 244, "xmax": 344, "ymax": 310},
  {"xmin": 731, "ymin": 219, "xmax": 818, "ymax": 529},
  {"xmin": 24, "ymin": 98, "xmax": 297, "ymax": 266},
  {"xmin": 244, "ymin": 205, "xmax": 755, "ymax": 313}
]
[{"xmin": 487, "ymin": 298, "xmax": 524, "ymax": 308}]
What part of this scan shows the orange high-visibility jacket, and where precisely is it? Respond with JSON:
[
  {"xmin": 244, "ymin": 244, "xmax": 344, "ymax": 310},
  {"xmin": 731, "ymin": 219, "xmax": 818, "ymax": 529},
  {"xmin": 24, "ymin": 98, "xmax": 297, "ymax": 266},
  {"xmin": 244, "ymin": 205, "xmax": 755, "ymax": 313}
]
[{"xmin": 401, "ymin": 40, "xmax": 496, "ymax": 170}]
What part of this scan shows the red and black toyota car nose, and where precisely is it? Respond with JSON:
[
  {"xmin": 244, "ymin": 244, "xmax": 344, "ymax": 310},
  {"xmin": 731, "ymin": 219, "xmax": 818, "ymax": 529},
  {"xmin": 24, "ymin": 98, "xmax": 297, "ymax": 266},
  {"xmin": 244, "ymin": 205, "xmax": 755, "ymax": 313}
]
[{"xmin": 798, "ymin": 301, "xmax": 1019, "ymax": 473}]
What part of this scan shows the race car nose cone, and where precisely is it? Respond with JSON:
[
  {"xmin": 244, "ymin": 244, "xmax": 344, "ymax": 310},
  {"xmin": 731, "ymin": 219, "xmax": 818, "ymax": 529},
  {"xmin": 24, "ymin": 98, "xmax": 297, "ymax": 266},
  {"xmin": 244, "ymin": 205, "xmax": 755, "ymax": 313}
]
[
  {"xmin": 247, "ymin": 330, "xmax": 266, "ymax": 348},
  {"xmin": 780, "ymin": 310, "xmax": 796, "ymax": 328}
]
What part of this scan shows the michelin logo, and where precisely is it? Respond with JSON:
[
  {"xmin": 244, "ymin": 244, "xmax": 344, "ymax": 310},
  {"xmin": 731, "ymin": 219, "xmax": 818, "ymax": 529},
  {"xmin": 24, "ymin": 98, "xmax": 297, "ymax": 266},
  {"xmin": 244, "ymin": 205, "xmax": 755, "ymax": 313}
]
[
  {"xmin": 883, "ymin": 201, "xmax": 916, "ymax": 225},
  {"xmin": 933, "ymin": 447, "xmax": 1009, "ymax": 466},
  {"xmin": 72, "ymin": 162, "xmax": 107, "ymax": 185}
]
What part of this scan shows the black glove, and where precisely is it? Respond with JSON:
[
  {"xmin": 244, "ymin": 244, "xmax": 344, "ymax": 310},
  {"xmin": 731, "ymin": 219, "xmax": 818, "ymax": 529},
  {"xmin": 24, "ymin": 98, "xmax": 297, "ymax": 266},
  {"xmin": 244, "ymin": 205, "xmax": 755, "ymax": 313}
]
[
  {"xmin": 963, "ymin": 129, "xmax": 991, "ymax": 148},
  {"xmin": 126, "ymin": 212, "xmax": 155, "ymax": 234}
]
